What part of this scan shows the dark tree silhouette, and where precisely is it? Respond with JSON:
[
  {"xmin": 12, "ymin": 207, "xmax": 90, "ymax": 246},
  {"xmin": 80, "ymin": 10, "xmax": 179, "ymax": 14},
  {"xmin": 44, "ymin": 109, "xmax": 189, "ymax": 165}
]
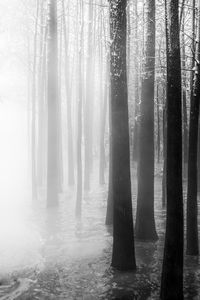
[
  {"xmin": 135, "ymin": 0, "xmax": 158, "ymax": 241},
  {"xmin": 109, "ymin": 0, "xmax": 136, "ymax": 271},
  {"xmin": 160, "ymin": 0, "xmax": 184, "ymax": 299},
  {"xmin": 186, "ymin": 0, "xmax": 200, "ymax": 256}
]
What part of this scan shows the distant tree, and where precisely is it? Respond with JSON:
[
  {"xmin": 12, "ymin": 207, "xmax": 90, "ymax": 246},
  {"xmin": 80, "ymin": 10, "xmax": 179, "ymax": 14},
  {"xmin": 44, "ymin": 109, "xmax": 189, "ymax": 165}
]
[
  {"xmin": 160, "ymin": 0, "xmax": 184, "ymax": 298},
  {"xmin": 135, "ymin": 0, "xmax": 158, "ymax": 241},
  {"xmin": 186, "ymin": 0, "xmax": 200, "ymax": 256},
  {"xmin": 109, "ymin": 0, "xmax": 136, "ymax": 270},
  {"xmin": 76, "ymin": 0, "xmax": 84, "ymax": 217},
  {"xmin": 99, "ymin": 6, "xmax": 108, "ymax": 185},
  {"xmin": 37, "ymin": 1, "xmax": 48, "ymax": 188},
  {"xmin": 84, "ymin": 0, "xmax": 94, "ymax": 190},
  {"xmin": 31, "ymin": 0, "xmax": 39, "ymax": 200},
  {"xmin": 47, "ymin": 0, "xmax": 60, "ymax": 206},
  {"xmin": 62, "ymin": 0, "xmax": 75, "ymax": 186}
]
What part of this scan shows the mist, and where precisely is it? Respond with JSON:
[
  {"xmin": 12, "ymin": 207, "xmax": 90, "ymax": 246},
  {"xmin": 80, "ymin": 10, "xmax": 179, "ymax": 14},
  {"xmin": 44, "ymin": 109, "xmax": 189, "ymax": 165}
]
[{"xmin": 0, "ymin": 0, "xmax": 199, "ymax": 299}]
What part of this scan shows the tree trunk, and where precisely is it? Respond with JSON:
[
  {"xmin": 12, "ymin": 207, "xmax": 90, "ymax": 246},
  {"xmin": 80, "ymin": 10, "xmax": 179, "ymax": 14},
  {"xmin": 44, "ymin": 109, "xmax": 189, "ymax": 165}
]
[
  {"xmin": 156, "ymin": 85, "xmax": 161, "ymax": 163},
  {"xmin": 105, "ymin": 78, "xmax": 113, "ymax": 226},
  {"xmin": 110, "ymin": 0, "xmax": 136, "ymax": 271},
  {"xmin": 162, "ymin": 91, "xmax": 167, "ymax": 208},
  {"xmin": 76, "ymin": 0, "xmax": 84, "ymax": 217},
  {"xmin": 84, "ymin": 0, "xmax": 94, "ymax": 190},
  {"xmin": 160, "ymin": 0, "xmax": 184, "ymax": 298},
  {"xmin": 99, "ymin": 76, "xmax": 108, "ymax": 185},
  {"xmin": 37, "ymin": 11, "xmax": 48, "ymax": 188},
  {"xmin": 181, "ymin": 18, "xmax": 188, "ymax": 179},
  {"xmin": 186, "ymin": 0, "xmax": 200, "ymax": 256},
  {"xmin": 31, "ymin": 0, "xmax": 39, "ymax": 201},
  {"xmin": 47, "ymin": 0, "xmax": 60, "ymax": 207},
  {"xmin": 62, "ymin": 0, "xmax": 75, "ymax": 186},
  {"xmin": 135, "ymin": 0, "xmax": 158, "ymax": 241},
  {"xmin": 132, "ymin": 0, "xmax": 139, "ymax": 163}
]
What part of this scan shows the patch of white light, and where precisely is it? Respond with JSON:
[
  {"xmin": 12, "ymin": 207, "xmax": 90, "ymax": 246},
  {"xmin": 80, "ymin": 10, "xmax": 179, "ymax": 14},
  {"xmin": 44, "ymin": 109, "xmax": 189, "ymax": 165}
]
[{"xmin": 0, "ymin": 103, "xmax": 43, "ymax": 277}]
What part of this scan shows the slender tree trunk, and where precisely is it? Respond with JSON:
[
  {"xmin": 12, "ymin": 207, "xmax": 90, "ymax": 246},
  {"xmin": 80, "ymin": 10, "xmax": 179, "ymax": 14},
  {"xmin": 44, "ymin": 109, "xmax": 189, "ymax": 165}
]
[
  {"xmin": 99, "ymin": 74, "xmax": 108, "ymax": 185},
  {"xmin": 132, "ymin": 0, "xmax": 139, "ymax": 163},
  {"xmin": 47, "ymin": 0, "xmax": 60, "ymax": 206},
  {"xmin": 32, "ymin": 0, "xmax": 40, "ymax": 201},
  {"xmin": 162, "ymin": 89, "xmax": 167, "ymax": 208},
  {"xmin": 37, "ymin": 3, "xmax": 47, "ymax": 188},
  {"xmin": 99, "ymin": 4, "xmax": 106, "ymax": 185},
  {"xmin": 186, "ymin": 0, "xmax": 200, "ymax": 256},
  {"xmin": 156, "ymin": 85, "xmax": 161, "ymax": 163},
  {"xmin": 58, "ymin": 18, "xmax": 64, "ymax": 192},
  {"xmin": 181, "ymin": 14, "xmax": 188, "ymax": 179},
  {"xmin": 62, "ymin": 0, "xmax": 75, "ymax": 186},
  {"xmin": 76, "ymin": 0, "xmax": 84, "ymax": 217},
  {"xmin": 110, "ymin": 0, "xmax": 136, "ymax": 271},
  {"xmin": 135, "ymin": 0, "xmax": 158, "ymax": 241},
  {"xmin": 105, "ymin": 65, "xmax": 113, "ymax": 226},
  {"xmin": 160, "ymin": 0, "xmax": 184, "ymax": 298},
  {"xmin": 84, "ymin": 0, "xmax": 94, "ymax": 190}
]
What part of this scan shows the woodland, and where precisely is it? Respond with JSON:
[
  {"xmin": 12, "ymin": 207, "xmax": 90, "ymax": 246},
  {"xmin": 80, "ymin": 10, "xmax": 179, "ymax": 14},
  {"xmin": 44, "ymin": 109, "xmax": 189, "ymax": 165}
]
[{"xmin": 0, "ymin": 0, "xmax": 199, "ymax": 299}]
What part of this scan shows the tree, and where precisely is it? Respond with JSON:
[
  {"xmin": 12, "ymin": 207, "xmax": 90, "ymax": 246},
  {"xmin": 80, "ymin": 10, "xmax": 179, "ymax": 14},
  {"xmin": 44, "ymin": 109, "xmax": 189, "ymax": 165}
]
[
  {"xmin": 37, "ymin": 2, "xmax": 48, "ymax": 188},
  {"xmin": 160, "ymin": 0, "xmax": 184, "ymax": 298},
  {"xmin": 84, "ymin": 0, "xmax": 94, "ymax": 190},
  {"xmin": 76, "ymin": 0, "xmax": 84, "ymax": 217},
  {"xmin": 105, "ymin": 81, "xmax": 113, "ymax": 226},
  {"xmin": 186, "ymin": 0, "xmax": 200, "ymax": 256},
  {"xmin": 132, "ymin": 0, "xmax": 139, "ymax": 163},
  {"xmin": 31, "ymin": 0, "xmax": 39, "ymax": 200},
  {"xmin": 109, "ymin": 0, "xmax": 136, "ymax": 271},
  {"xmin": 47, "ymin": 0, "xmax": 60, "ymax": 207},
  {"xmin": 135, "ymin": 0, "xmax": 158, "ymax": 241},
  {"xmin": 62, "ymin": 0, "xmax": 75, "ymax": 186}
]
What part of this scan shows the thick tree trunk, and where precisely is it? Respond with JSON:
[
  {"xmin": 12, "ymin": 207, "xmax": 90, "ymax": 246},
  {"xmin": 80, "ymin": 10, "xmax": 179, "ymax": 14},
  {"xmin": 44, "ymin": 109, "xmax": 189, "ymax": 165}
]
[
  {"xmin": 110, "ymin": 0, "xmax": 136, "ymax": 271},
  {"xmin": 186, "ymin": 0, "xmax": 200, "ymax": 256},
  {"xmin": 47, "ymin": 0, "xmax": 60, "ymax": 206},
  {"xmin": 135, "ymin": 0, "xmax": 158, "ymax": 241},
  {"xmin": 160, "ymin": 0, "xmax": 184, "ymax": 299}
]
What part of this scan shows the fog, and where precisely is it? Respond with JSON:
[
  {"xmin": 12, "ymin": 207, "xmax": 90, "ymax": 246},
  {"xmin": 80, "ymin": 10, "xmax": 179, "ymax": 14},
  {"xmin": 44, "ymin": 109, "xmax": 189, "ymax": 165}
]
[{"xmin": 0, "ymin": 0, "xmax": 199, "ymax": 299}]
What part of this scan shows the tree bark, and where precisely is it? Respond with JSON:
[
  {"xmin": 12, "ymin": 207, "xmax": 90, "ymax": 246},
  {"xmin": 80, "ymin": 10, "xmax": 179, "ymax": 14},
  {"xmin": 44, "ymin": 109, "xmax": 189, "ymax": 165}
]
[
  {"xmin": 160, "ymin": 0, "xmax": 184, "ymax": 298},
  {"xmin": 186, "ymin": 0, "xmax": 200, "ymax": 256},
  {"xmin": 110, "ymin": 0, "xmax": 136, "ymax": 271},
  {"xmin": 135, "ymin": 0, "xmax": 158, "ymax": 241}
]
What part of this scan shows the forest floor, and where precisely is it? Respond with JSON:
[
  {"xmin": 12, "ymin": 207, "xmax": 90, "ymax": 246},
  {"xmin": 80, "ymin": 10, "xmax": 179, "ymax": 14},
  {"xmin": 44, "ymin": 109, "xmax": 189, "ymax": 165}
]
[{"xmin": 0, "ymin": 165, "xmax": 200, "ymax": 299}]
